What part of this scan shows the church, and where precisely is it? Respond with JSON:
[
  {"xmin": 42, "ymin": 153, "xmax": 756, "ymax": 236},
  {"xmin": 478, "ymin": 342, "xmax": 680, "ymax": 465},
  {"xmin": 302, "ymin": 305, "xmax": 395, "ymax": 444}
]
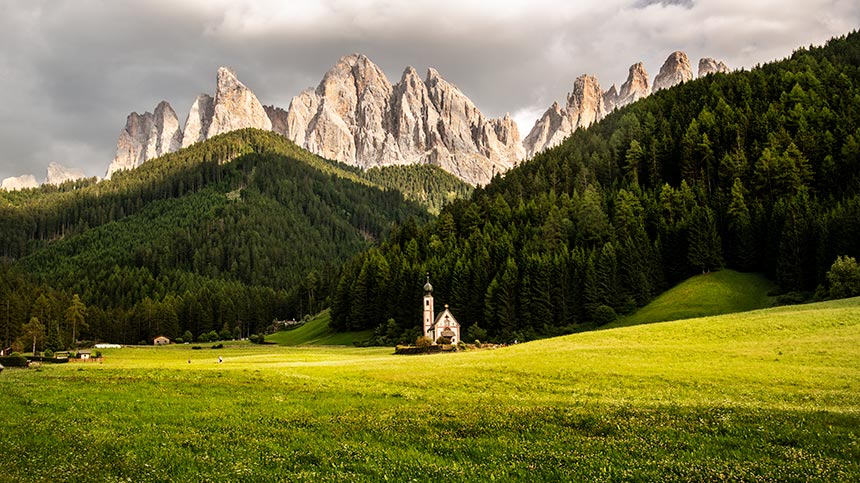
[{"xmin": 422, "ymin": 276, "xmax": 461, "ymax": 344}]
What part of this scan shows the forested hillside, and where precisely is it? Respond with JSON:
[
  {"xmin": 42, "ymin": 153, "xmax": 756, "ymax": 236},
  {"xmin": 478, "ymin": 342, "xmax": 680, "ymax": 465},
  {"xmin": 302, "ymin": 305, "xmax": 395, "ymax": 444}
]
[
  {"xmin": 332, "ymin": 31, "xmax": 860, "ymax": 342},
  {"xmin": 0, "ymin": 129, "xmax": 471, "ymax": 347}
]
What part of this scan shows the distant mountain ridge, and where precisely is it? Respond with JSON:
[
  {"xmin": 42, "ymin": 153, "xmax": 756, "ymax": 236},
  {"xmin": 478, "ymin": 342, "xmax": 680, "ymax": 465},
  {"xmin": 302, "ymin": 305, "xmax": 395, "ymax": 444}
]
[
  {"xmin": 523, "ymin": 51, "xmax": 729, "ymax": 156},
  {"xmin": 98, "ymin": 50, "xmax": 726, "ymax": 187}
]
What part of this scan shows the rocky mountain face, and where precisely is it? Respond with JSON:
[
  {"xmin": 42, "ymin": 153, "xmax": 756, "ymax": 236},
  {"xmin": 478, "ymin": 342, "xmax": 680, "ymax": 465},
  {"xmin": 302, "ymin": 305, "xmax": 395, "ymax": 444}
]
[
  {"xmin": 524, "ymin": 75, "xmax": 606, "ymax": 157},
  {"xmin": 103, "ymin": 51, "xmax": 727, "ymax": 183},
  {"xmin": 106, "ymin": 101, "xmax": 182, "ymax": 178},
  {"xmin": 283, "ymin": 55, "xmax": 522, "ymax": 185},
  {"xmin": 107, "ymin": 68, "xmax": 271, "ymax": 178},
  {"xmin": 45, "ymin": 162, "xmax": 86, "ymax": 185},
  {"xmin": 698, "ymin": 57, "xmax": 729, "ymax": 77},
  {"xmin": 653, "ymin": 51, "xmax": 694, "ymax": 92},
  {"xmin": 1, "ymin": 175, "xmax": 39, "ymax": 191},
  {"xmin": 181, "ymin": 94, "xmax": 214, "ymax": 149},
  {"xmin": 524, "ymin": 52, "xmax": 724, "ymax": 157}
]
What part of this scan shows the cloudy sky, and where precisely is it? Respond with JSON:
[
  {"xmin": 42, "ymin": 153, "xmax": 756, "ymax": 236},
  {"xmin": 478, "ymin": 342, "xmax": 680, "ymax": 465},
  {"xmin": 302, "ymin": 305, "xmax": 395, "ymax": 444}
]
[{"xmin": 1, "ymin": 0, "xmax": 857, "ymax": 181}]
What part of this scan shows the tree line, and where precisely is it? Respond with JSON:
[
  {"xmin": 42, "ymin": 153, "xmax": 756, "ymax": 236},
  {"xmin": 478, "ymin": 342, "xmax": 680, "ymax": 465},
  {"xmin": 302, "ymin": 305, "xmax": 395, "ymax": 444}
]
[
  {"xmin": 331, "ymin": 30, "xmax": 860, "ymax": 342},
  {"xmin": 0, "ymin": 129, "xmax": 470, "ymax": 347}
]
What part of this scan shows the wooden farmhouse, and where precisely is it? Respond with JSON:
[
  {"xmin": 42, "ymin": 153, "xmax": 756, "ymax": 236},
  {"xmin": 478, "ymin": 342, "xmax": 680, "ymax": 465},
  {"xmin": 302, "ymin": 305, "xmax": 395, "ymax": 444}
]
[
  {"xmin": 153, "ymin": 336, "xmax": 170, "ymax": 346},
  {"xmin": 422, "ymin": 276, "xmax": 461, "ymax": 344}
]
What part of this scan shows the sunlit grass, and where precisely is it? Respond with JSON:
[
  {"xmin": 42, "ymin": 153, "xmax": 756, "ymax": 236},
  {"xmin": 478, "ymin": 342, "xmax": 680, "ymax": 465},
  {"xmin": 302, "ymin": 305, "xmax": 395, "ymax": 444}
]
[
  {"xmin": 265, "ymin": 309, "xmax": 372, "ymax": 346},
  {"xmin": 2, "ymin": 297, "xmax": 858, "ymax": 481},
  {"xmin": 612, "ymin": 269, "xmax": 777, "ymax": 328}
]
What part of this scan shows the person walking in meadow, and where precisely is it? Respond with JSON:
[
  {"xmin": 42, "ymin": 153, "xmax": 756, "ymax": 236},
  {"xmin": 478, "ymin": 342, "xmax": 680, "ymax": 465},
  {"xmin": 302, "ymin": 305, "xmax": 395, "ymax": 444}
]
[{"xmin": 218, "ymin": 356, "xmax": 222, "ymax": 363}]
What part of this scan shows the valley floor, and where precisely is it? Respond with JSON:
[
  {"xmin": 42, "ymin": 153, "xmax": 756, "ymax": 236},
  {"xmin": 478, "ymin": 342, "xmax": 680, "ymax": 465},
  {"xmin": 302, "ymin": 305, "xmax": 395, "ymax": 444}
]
[{"xmin": 2, "ymin": 298, "xmax": 859, "ymax": 481}]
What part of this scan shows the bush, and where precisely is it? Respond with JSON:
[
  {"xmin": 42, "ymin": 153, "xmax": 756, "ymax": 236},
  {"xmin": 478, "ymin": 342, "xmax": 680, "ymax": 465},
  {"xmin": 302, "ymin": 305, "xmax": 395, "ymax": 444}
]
[
  {"xmin": 211, "ymin": 344, "xmax": 223, "ymax": 349},
  {"xmin": 174, "ymin": 337, "xmax": 184, "ymax": 344},
  {"xmin": 415, "ymin": 336, "xmax": 432, "ymax": 349},
  {"xmin": 249, "ymin": 334, "xmax": 266, "ymax": 344},
  {"xmin": 44, "ymin": 349, "xmax": 54, "ymax": 359},
  {"xmin": 0, "ymin": 353, "xmax": 28, "ymax": 367},
  {"xmin": 593, "ymin": 305, "xmax": 617, "ymax": 325},
  {"xmin": 827, "ymin": 255, "xmax": 860, "ymax": 299},
  {"xmin": 435, "ymin": 335, "xmax": 452, "ymax": 345}
]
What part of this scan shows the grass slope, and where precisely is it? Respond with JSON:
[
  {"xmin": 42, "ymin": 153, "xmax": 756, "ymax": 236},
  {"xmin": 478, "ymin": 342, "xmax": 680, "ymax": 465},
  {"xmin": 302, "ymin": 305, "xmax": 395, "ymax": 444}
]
[
  {"xmin": 266, "ymin": 310, "xmax": 372, "ymax": 346},
  {"xmin": 1, "ymin": 297, "xmax": 858, "ymax": 481},
  {"xmin": 612, "ymin": 269, "xmax": 776, "ymax": 328}
]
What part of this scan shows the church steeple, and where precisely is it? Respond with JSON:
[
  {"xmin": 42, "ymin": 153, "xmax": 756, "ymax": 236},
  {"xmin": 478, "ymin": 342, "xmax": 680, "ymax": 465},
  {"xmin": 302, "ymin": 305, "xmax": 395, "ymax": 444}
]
[
  {"xmin": 422, "ymin": 273, "xmax": 434, "ymax": 340},
  {"xmin": 423, "ymin": 274, "xmax": 433, "ymax": 294}
]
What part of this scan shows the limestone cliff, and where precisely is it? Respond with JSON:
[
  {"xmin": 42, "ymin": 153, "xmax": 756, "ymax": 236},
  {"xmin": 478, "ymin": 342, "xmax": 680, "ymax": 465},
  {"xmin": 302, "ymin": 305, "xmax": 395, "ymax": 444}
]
[
  {"xmin": 106, "ymin": 100, "xmax": 181, "ymax": 178},
  {"xmin": 284, "ymin": 54, "xmax": 522, "ymax": 185},
  {"xmin": 698, "ymin": 57, "xmax": 729, "ymax": 77},
  {"xmin": 45, "ymin": 162, "xmax": 86, "ymax": 185},
  {"xmin": 653, "ymin": 51, "xmax": 693, "ymax": 92},
  {"xmin": 523, "ymin": 75, "xmax": 606, "ymax": 157}
]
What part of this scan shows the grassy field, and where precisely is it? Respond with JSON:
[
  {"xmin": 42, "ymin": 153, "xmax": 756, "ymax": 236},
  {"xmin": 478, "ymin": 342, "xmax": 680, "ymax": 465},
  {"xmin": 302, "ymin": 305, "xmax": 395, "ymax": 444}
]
[
  {"xmin": 1, "ymin": 297, "xmax": 858, "ymax": 481},
  {"xmin": 612, "ymin": 269, "xmax": 777, "ymax": 329},
  {"xmin": 265, "ymin": 310, "xmax": 373, "ymax": 346}
]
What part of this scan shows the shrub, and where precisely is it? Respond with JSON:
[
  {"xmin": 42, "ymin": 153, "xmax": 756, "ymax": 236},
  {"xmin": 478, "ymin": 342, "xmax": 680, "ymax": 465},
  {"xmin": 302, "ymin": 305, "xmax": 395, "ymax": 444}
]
[
  {"xmin": 211, "ymin": 344, "xmax": 223, "ymax": 349},
  {"xmin": 0, "ymin": 353, "xmax": 28, "ymax": 367},
  {"xmin": 248, "ymin": 334, "xmax": 266, "ymax": 344},
  {"xmin": 435, "ymin": 335, "xmax": 452, "ymax": 345},
  {"xmin": 43, "ymin": 349, "xmax": 54, "ymax": 359},
  {"xmin": 593, "ymin": 305, "xmax": 617, "ymax": 325},
  {"xmin": 827, "ymin": 255, "xmax": 860, "ymax": 299},
  {"xmin": 175, "ymin": 337, "xmax": 184, "ymax": 344},
  {"xmin": 415, "ymin": 336, "xmax": 432, "ymax": 349}
]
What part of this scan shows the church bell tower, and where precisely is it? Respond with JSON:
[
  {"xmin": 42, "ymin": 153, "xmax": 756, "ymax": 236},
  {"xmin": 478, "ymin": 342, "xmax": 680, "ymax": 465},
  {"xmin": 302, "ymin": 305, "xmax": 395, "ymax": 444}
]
[{"xmin": 422, "ymin": 274, "xmax": 434, "ymax": 339}]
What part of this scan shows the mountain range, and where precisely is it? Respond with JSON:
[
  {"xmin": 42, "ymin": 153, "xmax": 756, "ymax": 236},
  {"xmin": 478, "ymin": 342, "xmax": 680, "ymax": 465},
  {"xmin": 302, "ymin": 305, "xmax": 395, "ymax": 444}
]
[{"xmin": 1, "ymin": 49, "xmax": 728, "ymax": 190}]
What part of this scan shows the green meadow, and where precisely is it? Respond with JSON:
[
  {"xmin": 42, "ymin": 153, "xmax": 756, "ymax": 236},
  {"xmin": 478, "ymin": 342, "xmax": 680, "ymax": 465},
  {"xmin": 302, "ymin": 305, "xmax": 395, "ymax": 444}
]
[
  {"xmin": 2, "ymin": 297, "xmax": 859, "ymax": 482},
  {"xmin": 265, "ymin": 310, "xmax": 372, "ymax": 347},
  {"xmin": 611, "ymin": 269, "xmax": 777, "ymax": 329}
]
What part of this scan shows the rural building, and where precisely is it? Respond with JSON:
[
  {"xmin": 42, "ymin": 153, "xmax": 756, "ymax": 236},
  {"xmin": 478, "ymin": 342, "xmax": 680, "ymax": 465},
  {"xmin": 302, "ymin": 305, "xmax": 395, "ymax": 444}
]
[
  {"xmin": 422, "ymin": 276, "xmax": 461, "ymax": 344},
  {"xmin": 78, "ymin": 350, "xmax": 91, "ymax": 360},
  {"xmin": 153, "ymin": 336, "xmax": 170, "ymax": 346}
]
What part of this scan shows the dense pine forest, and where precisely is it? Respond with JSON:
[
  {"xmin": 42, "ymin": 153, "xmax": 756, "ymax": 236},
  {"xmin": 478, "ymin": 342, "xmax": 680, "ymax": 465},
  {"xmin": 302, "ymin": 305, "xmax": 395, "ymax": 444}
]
[
  {"xmin": 0, "ymin": 130, "xmax": 470, "ymax": 348},
  {"xmin": 331, "ymin": 31, "xmax": 860, "ymax": 343}
]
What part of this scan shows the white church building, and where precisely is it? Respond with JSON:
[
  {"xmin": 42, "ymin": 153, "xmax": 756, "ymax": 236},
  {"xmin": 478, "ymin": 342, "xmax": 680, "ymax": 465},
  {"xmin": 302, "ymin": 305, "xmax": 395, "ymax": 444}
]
[{"xmin": 422, "ymin": 276, "xmax": 461, "ymax": 344}]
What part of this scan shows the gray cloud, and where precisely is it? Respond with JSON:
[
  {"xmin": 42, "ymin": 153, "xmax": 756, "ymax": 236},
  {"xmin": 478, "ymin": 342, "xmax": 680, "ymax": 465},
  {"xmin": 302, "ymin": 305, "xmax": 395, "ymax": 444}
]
[{"xmin": 1, "ymin": 0, "xmax": 858, "ymax": 181}]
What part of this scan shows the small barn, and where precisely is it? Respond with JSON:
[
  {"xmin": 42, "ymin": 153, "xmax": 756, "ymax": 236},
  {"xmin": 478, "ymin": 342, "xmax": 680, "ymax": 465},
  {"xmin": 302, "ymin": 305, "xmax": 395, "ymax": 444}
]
[
  {"xmin": 78, "ymin": 350, "xmax": 91, "ymax": 360},
  {"xmin": 153, "ymin": 336, "xmax": 170, "ymax": 346}
]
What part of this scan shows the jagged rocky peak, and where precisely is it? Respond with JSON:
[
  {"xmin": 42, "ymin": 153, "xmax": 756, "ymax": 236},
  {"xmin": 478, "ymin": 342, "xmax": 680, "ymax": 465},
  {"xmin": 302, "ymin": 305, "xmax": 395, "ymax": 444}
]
[
  {"xmin": 523, "ymin": 75, "xmax": 606, "ymax": 158},
  {"xmin": 653, "ymin": 51, "xmax": 693, "ymax": 92},
  {"xmin": 207, "ymin": 66, "xmax": 272, "ymax": 137},
  {"xmin": 181, "ymin": 94, "xmax": 214, "ymax": 149},
  {"xmin": 603, "ymin": 84, "xmax": 619, "ymax": 112},
  {"xmin": 566, "ymin": 75, "xmax": 606, "ymax": 127},
  {"xmin": 264, "ymin": 105, "xmax": 289, "ymax": 137},
  {"xmin": 45, "ymin": 162, "xmax": 86, "ymax": 185},
  {"xmin": 106, "ymin": 100, "xmax": 181, "ymax": 179},
  {"xmin": 1, "ymin": 174, "xmax": 39, "ymax": 191},
  {"xmin": 618, "ymin": 62, "xmax": 651, "ymax": 106},
  {"xmin": 698, "ymin": 57, "xmax": 729, "ymax": 77},
  {"xmin": 284, "ymin": 53, "xmax": 521, "ymax": 185}
]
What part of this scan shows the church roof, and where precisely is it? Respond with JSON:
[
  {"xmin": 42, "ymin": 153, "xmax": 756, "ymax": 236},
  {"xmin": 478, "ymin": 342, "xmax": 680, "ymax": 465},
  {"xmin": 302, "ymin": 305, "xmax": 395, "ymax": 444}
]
[{"xmin": 433, "ymin": 307, "xmax": 460, "ymax": 328}]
